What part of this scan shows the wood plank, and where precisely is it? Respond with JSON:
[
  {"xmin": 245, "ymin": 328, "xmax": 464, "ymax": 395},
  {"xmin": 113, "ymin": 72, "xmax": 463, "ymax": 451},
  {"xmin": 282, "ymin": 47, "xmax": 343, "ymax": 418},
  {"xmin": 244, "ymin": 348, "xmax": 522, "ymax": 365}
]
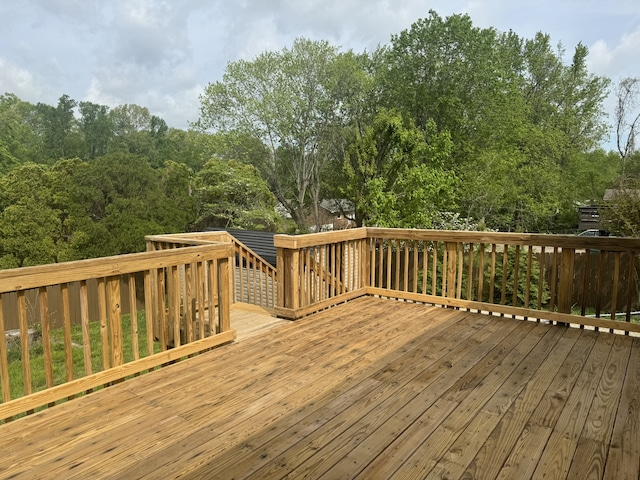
[
  {"xmin": 565, "ymin": 334, "xmax": 632, "ymax": 479},
  {"xmin": 531, "ymin": 332, "xmax": 615, "ymax": 478},
  {"xmin": 0, "ymin": 297, "xmax": 638, "ymax": 479},
  {"xmin": 604, "ymin": 337, "xmax": 640, "ymax": 479},
  {"xmin": 459, "ymin": 328, "xmax": 581, "ymax": 480},
  {"xmin": 387, "ymin": 322, "xmax": 555, "ymax": 479}
]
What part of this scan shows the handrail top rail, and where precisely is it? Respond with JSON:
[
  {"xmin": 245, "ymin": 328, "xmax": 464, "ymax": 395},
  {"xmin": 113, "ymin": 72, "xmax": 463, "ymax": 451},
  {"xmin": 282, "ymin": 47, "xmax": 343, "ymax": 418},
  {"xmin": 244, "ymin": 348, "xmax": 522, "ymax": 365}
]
[
  {"xmin": 366, "ymin": 227, "xmax": 640, "ymax": 251},
  {"xmin": 273, "ymin": 227, "xmax": 640, "ymax": 252},
  {"xmin": 274, "ymin": 228, "xmax": 368, "ymax": 249},
  {"xmin": 0, "ymin": 243, "xmax": 234, "ymax": 293},
  {"xmin": 145, "ymin": 232, "xmax": 230, "ymax": 244},
  {"xmin": 148, "ymin": 231, "xmax": 277, "ymax": 271}
]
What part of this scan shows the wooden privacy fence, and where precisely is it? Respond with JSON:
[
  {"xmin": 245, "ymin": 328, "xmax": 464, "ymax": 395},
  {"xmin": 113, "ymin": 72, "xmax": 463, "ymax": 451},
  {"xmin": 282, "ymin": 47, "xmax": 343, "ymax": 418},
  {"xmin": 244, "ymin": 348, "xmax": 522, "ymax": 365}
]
[
  {"xmin": 275, "ymin": 228, "xmax": 640, "ymax": 334},
  {"xmin": 146, "ymin": 231, "xmax": 277, "ymax": 310},
  {"xmin": 0, "ymin": 243, "xmax": 234, "ymax": 420}
]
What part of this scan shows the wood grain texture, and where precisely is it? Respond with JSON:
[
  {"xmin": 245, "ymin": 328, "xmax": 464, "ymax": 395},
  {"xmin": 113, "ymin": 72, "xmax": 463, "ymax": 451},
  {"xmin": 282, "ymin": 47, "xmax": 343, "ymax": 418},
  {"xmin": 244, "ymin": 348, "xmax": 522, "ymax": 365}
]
[{"xmin": 0, "ymin": 297, "xmax": 637, "ymax": 479}]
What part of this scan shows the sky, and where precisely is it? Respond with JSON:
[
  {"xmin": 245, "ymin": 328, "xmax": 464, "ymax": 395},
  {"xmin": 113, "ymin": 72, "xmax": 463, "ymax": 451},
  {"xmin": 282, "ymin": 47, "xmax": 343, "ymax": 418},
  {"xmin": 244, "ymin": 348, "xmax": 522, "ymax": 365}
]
[{"xmin": 1, "ymin": 0, "xmax": 639, "ymax": 148}]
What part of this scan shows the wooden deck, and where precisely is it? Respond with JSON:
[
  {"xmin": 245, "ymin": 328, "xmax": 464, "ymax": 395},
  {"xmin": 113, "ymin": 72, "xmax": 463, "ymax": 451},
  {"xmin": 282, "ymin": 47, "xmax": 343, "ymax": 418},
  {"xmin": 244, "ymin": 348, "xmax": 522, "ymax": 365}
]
[{"xmin": 0, "ymin": 296, "xmax": 638, "ymax": 479}]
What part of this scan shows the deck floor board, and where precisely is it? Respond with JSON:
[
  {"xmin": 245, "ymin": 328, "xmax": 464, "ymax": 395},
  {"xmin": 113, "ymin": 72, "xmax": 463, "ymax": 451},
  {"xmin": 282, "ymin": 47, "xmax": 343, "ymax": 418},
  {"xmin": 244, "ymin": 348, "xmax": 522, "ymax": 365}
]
[{"xmin": 0, "ymin": 297, "xmax": 638, "ymax": 479}]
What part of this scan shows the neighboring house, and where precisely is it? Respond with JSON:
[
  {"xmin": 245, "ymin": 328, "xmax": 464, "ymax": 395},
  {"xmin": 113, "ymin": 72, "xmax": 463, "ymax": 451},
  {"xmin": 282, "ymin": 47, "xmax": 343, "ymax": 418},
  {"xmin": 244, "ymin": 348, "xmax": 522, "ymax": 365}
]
[
  {"xmin": 309, "ymin": 199, "xmax": 356, "ymax": 232},
  {"xmin": 577, "ymin": 188, "xmax": 640, "ymax": 233}
]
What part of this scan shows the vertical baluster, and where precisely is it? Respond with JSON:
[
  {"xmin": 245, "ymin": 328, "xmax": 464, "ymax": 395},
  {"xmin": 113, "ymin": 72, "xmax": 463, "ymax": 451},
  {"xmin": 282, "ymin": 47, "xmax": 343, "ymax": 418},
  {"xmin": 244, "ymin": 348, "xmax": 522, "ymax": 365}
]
[
  {"xmin": 489, "ymin": 244, "xmax": 497, "ymax": 304},
  {"xmin": 0, "ymin": 295, "xmax": 10, "ymax": 402},
  {"xmin": 421, "ymin": 241, "xmax": 428, "ymax": 294},
  {"xmin": 500, "ymin": 246, "xmax": 509, "ymax": 305},
  {"xmin": 456, "ymin": 243, "xmax": 463, "ymax": 299},
  {"xmin": 432, "ymin": 242, "xmax": 438, "ymax": 296},
  {"xmin": 208, "ymin": 260, "xmax": 217, "ymax": 334},
  {"xmin": 537, "ymin": 247, "xmax": 546, "ymax": 311},
  {"xmin": 79, "ymin": 281, "xmax": 92, "ymax": 374},
  {"xmin": 219, "ymin": 257, "xmax": 231, "ymax": 332},
  {"xmin": 17, "ymin": 291, "xmax": 32, "ymax": 395},
  {"xmin": 386, "ymin": 240, "xmax": 392, "ymax": 290},
  {"xmin": 377, "ymin": 239, "xmax": 383, "ymax": 289},
  {"xmin": 107, "ymin": 277, "xmax": 123, "ymax": 367},
  {"xmin": 467, "ymin": 243, "xmax": 474, "ymax": 300},
  {"xmin": 549, "ymin": 247, "xmax": 558, "ymax": 313},
  {"xmin": 524, "ymin": 246, "xmax": 533, "ymax": 310},
  {"xmin": 128, "ymin": 274, "xmax": 139, "ymax": 358},
  {"xmin": 442, "ymin": 244, "xmax": 448, "ymax": 297},
  {"xmin": 611, "ymin": 251, "xmax": 621, "ymax": 324},
  {"xmin": 60, "ymin": 283, "xmax": 74, "ymax": 382},
  {"xmin": 513, "ymin": 245, "xmax": 521, "ymax": 307},
  {"xmin": 143, "ymin": 269, "xmax": 155, "ymax": 356},
  {"xmin": 581, "ymin": 249, "xmax": 591, "ymax": 317},
  {"xmin": 477, "ymin": 243, "xmax": 485, "ymax": 302},
  {"xmin": 38, "ymin": 287, "xmax": 54, "ymax": 387}
]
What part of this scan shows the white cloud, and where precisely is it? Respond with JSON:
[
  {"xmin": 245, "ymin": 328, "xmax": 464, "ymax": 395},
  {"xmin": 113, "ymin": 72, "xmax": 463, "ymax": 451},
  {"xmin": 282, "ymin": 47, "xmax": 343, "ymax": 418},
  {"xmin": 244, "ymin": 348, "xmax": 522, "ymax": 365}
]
[
  {"xmin": 588, "ymin": 25, "xmax": 640, "ymax": 80},
  {"xmin": 0, "ymin": 57, "xmax": 44, "ymax": 99}
]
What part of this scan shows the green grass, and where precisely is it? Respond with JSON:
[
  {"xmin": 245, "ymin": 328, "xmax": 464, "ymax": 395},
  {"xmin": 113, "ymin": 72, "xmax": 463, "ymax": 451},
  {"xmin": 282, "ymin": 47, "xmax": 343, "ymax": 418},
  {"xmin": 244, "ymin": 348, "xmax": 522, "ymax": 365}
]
[
  {"xmin": 2, "ymin": 312, "xmax": 161, "ymax": 401},
  {"xmin": 570, "ymin": 307, "xmax": 640, "ymax": 324}
]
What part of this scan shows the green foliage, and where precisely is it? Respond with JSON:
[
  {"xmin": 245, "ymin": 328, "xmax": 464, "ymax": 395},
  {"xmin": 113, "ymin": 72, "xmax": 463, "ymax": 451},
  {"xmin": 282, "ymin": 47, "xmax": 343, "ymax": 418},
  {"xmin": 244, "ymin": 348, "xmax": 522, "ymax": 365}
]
[
  {"xmin": 342, "ymin": 110, "xmax": 456, "ymax": 227},
  {"xmin": 600, "ymin": 176, "xmax": 640, "ymax": 237},
  {"xmin": 194, "ymin": 159, "xmax": 281, "ymax": 231}
]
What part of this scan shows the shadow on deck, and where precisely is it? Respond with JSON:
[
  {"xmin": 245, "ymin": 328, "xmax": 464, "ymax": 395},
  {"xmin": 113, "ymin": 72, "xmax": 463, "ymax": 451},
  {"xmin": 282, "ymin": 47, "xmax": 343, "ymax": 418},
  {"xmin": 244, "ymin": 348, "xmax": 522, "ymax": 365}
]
[{"xmin": 0, "ymin": 296, "xmax": 638, "ymax": 479}]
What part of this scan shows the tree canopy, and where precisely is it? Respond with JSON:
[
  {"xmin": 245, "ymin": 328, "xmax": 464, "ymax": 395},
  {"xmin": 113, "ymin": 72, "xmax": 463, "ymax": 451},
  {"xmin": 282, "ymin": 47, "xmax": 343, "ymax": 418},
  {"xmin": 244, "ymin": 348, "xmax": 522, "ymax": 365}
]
[{"xmin": 0, "ymin": 10, "xmax": 630, "ymax": 267}]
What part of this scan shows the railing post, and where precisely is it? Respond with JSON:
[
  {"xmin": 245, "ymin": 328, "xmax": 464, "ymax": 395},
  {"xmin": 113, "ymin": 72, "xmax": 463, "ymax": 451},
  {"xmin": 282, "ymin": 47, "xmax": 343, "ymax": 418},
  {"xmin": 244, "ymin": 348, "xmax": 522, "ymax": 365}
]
[
  {"xmin": 558, "ymin": 248, "xmax": 575, "ymax": 321},
  {"xmin": 275, "ymin": 245, "xmax": 299, "ymax": 315}
]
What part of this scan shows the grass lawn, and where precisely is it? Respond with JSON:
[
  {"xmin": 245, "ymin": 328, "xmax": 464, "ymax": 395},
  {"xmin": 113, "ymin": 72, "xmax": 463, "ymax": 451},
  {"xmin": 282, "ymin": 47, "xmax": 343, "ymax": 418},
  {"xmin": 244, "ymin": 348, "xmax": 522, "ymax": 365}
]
[{"xmin": 2, "ymin": 312, "xmax": 161, "ymax": 401}]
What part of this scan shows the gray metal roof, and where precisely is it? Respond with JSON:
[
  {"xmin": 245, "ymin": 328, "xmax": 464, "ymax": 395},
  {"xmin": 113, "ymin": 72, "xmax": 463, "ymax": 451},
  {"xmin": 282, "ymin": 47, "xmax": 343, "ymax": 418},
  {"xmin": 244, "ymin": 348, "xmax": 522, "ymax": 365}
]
[{"xmin": 206, "ymin": 228, "xmax": 278, "ymax": 267}]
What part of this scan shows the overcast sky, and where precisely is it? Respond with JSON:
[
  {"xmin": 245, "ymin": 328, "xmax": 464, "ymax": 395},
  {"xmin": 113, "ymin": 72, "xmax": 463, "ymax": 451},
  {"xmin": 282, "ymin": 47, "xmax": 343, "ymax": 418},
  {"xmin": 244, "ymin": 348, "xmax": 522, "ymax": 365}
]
[{"xmin": 1, "ymin": 0, "xmax": 639, "ymax": 147}]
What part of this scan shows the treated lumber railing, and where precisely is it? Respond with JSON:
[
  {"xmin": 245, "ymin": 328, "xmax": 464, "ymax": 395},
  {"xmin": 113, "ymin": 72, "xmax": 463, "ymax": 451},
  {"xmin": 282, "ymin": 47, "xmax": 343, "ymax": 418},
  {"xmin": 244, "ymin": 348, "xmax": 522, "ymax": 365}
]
[
  {"xmin": 0, "ymin": 243, "xmax": 234, "ymax": 420},
  {"xmin": 146, "ymin": 232, "xmax": 277, "ymax": 309},
  {"xmin": 274, "ymin": 229, "xmax": 369, "ymax": 319},
  {"xmin": 275, "ymin": 228, "xmax": 640, "ymax": 333}
]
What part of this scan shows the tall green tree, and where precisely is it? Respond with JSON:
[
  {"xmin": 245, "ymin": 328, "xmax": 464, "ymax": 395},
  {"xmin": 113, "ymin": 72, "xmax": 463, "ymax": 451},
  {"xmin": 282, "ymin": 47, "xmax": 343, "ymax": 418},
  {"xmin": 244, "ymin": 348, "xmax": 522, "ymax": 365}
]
[
  {"xmin": 196, "ymin": 38, "xmax": 363, "ymax": 231},
  {"xmin": 193, "ymin": 159, "xmax": 281, "ymax": 231},
  {"xmin": 341, "ymin": 110, "xmax": 455, "ymax": 227}
]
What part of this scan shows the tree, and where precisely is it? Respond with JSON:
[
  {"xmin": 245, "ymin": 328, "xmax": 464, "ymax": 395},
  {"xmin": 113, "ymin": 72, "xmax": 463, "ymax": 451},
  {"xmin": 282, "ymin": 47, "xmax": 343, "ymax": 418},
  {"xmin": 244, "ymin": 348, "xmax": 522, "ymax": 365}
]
[
  {"xmin": 196, "ymin": 38, "xmax": 357, "ymax": 231},
  {"xmin": 0, "ymin": 93, "xmax": 36, "ymax": 172},
  {"xmin": 615, "ymin": 77, "xmax": 640, "ymax": 176},
  {"xmin": 193, "ymin": 159, "xmax": 281, "ymax": 231},
  {"xmin": 0, "ymin": 163, "xmax": 62, "ymax": 267},
  {"xmin": 600, "ymin": 177, "xmax": 640, "ymax": 237},
  {"xmin": 35, "ymin": 94, "xmax": 82, "ymax": 161},
  {"xmin": 78, "ymin": 101, "xmax": 113, "ymax": 159},
  {"xmin": 341, "ymin": 110, "xmax": 456, "ymax": 227}
]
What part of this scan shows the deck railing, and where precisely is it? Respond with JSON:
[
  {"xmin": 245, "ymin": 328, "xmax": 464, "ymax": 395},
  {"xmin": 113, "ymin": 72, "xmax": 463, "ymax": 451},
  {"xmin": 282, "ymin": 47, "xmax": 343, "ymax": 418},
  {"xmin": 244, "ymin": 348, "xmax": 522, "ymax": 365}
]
[
  {"xmin": 0, "ymin": 243, "xmax": 234, "ymax": 420},
  {"xmin": 274, "ymin": 229, "xmax": 369, "ymax": 319},
  {"xmin": 146, "ymin": 232, "xmax": 277, "ymax": 310},
  {"xmin": 275, "ymin": 228, "xmax": 640, "ymax": 333}
]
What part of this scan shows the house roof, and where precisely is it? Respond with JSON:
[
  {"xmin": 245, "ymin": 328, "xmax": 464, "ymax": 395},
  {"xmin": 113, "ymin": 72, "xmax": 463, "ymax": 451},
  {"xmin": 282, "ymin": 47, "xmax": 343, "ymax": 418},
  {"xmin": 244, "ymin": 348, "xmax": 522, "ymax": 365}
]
[
  {"xmin": 604, "ymin": 188, "xmax": 640, "ymax": 201},
  {"xmin": 320, "ymin": 199, "xmax": 355, "ymax": 215},
  {"xmin": 206, "ymin": 228, "xmax": 278, "ymax": 267}
]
